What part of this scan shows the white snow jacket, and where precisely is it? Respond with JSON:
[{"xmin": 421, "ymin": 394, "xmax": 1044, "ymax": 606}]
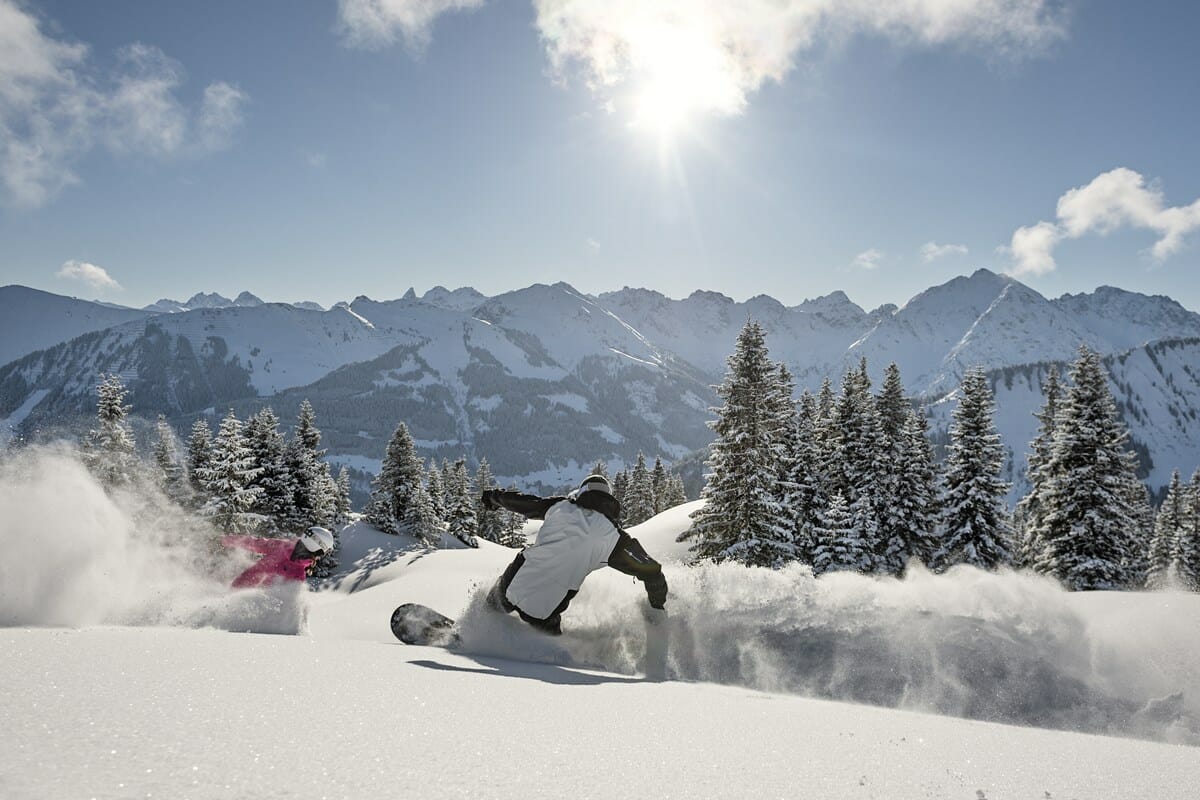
[
  {"xmin": 504, "ymin": 496, "xmax": 621, "ymax": 619},
  {"xmin": 485, "ymin": 489, "xmax": 668, "ymax": 623}
]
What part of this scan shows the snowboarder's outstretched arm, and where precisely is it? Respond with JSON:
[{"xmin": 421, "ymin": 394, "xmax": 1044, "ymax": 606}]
[
  {"xmin": 607, "ymin": 532, "xmax": 668, "ymax": 609},
  {"xmin": 481, "ymin": 489, "xmax": 564, "ymax": 520}
]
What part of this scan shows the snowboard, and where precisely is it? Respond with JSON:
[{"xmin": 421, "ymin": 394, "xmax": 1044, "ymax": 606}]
[{"xmin": 390, "ymin": 603, "xmax": 461, "ymax": 648}]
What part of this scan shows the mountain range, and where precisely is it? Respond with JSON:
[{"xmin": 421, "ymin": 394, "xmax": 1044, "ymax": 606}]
[{"xmin": 2, "ymin": 270, "xmax": 1198, "ymax": 500}]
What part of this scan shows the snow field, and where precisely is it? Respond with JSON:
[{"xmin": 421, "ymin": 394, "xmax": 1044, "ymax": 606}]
[{"xmin": 2, "ymin": 447, "xmax": 1200, "ymax": 798}]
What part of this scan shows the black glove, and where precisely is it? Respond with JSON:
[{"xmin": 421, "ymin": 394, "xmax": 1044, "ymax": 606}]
[{"xmin": 644, "ymin": 572, "xmax": 668, "ymax": 610}]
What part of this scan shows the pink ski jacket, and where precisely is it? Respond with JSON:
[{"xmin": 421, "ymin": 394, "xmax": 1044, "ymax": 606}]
[{"xmin": 221, "ymin": 535, "xmax": 313, "ymax": 588}]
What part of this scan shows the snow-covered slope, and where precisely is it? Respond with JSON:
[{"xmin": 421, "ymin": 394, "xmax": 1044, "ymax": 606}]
[
  {"xmin": 2, "ymin": 451, "xmax": 1198, "ymax": 799},
  {"xmin": 0, "ymin": 285, "xmax": 151, "ymax": 368}
]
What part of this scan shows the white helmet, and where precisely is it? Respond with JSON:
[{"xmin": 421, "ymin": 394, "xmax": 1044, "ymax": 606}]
[{"xmin": 299, "ymin": 526, "xmax": 335, "ymax": 555}]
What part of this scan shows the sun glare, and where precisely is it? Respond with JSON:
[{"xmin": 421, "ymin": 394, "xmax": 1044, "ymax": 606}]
[{"xmin": 626, "ymin": 22, "xmax": 740, "ymax": 145}]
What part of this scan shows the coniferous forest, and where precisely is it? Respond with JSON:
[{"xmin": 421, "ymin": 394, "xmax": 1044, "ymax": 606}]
[{"xmin": 65, "ymin": 316, "xmax": 1200, "ymax": 592}]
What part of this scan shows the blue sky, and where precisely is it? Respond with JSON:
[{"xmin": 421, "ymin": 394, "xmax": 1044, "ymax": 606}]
[{"xmin": 1, "ymin": 0, "xmax": 1198, "ymax": 312}]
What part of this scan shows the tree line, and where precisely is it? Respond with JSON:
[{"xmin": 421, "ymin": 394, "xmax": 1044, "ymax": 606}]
[
  {"xmin": 363, "ymin": 422, "xmax": 691, "ymax": 547},
  {"xmin": 684, "ymin": 320, "xmax": 1200, "ymax": 591}
]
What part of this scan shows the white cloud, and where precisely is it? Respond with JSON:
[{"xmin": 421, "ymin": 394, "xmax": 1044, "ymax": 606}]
[
  {"xmin": 852, "ymin": 248, "xmax": 884, "ymax": 270},
  {"xmin": 0, "ymin": 1, "xmax": 247, "ymax": 208},
  {"xmin": 532, "ymin": 0, "xmax": 1068, "ymax": 119},
  {"xmin": 1008, "ymin": 168, "xmax": 1200, "ymax": 276},
  {"xmin": 337, "ymin": 0, "xmax": 487, "ymax": 50},
  {"xmin": 920, "ymin": 241, "xmax": 968, "ymax": 262},
  {"xmin": 57, "ymin": 260, "xmax": 122, "ymax": 292}
]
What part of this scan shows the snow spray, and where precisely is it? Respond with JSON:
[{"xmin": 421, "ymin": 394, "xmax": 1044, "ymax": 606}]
[
  {"xmin": 0, "ymin": 445, "xmax": 307, "ymax": 634},
  {"xmin": 503, "ymin": 560, "xmax": 1200, "ymax": 745}
]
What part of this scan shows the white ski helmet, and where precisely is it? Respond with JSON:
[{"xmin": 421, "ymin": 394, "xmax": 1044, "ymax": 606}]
[{"xmin": 299, "ymin": 526, "xmax": 335, "ymax": 555}]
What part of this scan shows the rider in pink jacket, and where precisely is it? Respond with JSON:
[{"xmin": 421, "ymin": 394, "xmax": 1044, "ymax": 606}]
[{"xmin": 221, "ymin": 527, "xmax": 335, "ymax": 588}]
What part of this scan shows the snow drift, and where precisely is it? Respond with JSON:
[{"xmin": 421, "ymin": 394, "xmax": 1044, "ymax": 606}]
[{"xmin": 0, "ymin": 446, "xmax": 307, "ymax": 633}]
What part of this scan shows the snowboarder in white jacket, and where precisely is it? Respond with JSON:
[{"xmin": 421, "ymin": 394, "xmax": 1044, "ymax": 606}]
[{"xmin": 483, "ymin": 474, "xmax": 668, "ymax": 634}]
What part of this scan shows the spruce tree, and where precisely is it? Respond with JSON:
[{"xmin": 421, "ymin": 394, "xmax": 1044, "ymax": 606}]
[
  {"xmin": 811, "ymin": 492, "xmax": 870, "ymax": 575},
  {"xmin": 498, "ymin": 483, "xmax": 528, "ymax": 548},
  {"xmin": 783, "ymin": 390, "xmax": 825, "ymax": 565},
  {"xmin": 475, "ymin": 458, "xmax": 504, "ymax": 543},
  {"xmin": 187, "ymin": 418, "xmax": 214, "ymax": 506},
  {"xmin": 659, "ymin": 473, "xmax": 688, "ymax": 510},
  {"xmin": 287, "ymin": 401, "xmax": 336, "ymax": 530},
  {"xmin": 624, "ymin": 452, "xmax": 656, "ymax": 526},
  {"xmin": 444, "ymin": 458, "xmax": 480, "ymax": 547},
  {"xmin": 403, "ymin": 480, "xmax": 445, "ymax": 548},
  {"xmin": 830, "ymin": 361, "xmax": 886, "ymax": 572},
  {"xmin": 935, "ymin": 368, "xmax": 1012, "ymax": 571},
  {"xmin": 1015, "ymin": 368, "xmax": 1061, "ymax": 569},
  {"xmin": 650, "ymin": 456, "xmax": 668, "ymax": 514},
  {"xmin": 684, "ymin": 320, "xmax": 792, "ymax": 567},
  {"xmin": 244, "ymin": 407, "xmax": 293, "ymax": 532},
  {"xmin": 198, "ymin": 411, "xmax": 264, "ymax": 533},
  {"xmin": 83, "ymin": 374, "xmax": 138, "ymax": 487},
  {"xmin": 426, "ymin": 464, "xmax": 446, "ymax": 520},
  {"xmin": 589, "ymin": 459, "xmax": 609, "ymax": 479},
  {"xmin": 1031, "ymin": 347, "xmax": 1141, "ymax": 590},
  {"xmin": 366, "ymin": 422, "xmax": 425, "ymax": 535},
  {"xmin": 334, "ymin": 466, "xmax": 353, "ymax": 524},
  {"xmin": 152, "ymin": 415, "xmax": 189, "ymax": 504},
  {"xmin": 874, "ymin": 363, "xmax": 912, "ymax": 575},
  {"xmin": 1145, "ymin": 471, "xmax": 1185, "ymax": 589},
  {"xmin": 888, "ymin": 409, "xmax": 941, "ymax": 570},
  {"xmin": 1174, "ymin": 470, "xmax": 1200, "ymax": 590},
  {"xmin": 611, "ymin": 469, "xmax": 629, "ymax": 519}
]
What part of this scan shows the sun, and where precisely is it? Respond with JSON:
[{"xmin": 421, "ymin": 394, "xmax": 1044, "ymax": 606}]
[{"xmin": 624, "ymin": 23, "xmax": 740, "ymax": 145}]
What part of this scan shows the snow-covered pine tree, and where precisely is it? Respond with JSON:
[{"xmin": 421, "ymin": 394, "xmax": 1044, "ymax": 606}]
[
  {"xmin": 426, "ymin": 463, "xmax": 446, "ymax": 520},
  {"xmin": 767, "ymin": 362, "xmax": 804, "ymax": 562},
  {"xmin": 934, "ymin": 368, "xmax": 1012, "ymax": 571},
  {"xmin": 624, "ymin": 452, "xmax": 656, "ymax": 526},
  {"xmin": 197, "ymin": 411, "xmax": 265, "ymax": 533},
  {"xmin": 659, "ymin": 473, "xmax": 688, "ymax": 511},
  {"xmin": 611, "ymin": 469, "xmax": 629, "ymax": 519},
  {"xmin": 810, "ymin": 491, "xmax": 870, "ymax": 575},
  {"xmin": 589, "ymin": 459, "xmax": 609, "ymax": 479},
  {"xmin": 475, "ymin": 458, "xmax": 504, "ymax": 544},
  {"xmin": 334, "ymin": 466, "xmax": 353, "ymax": 524},
  {"xmin": 1014, "ymin": 368, "xmax": 1061, "ymax": 569},
  {"xmin": 1174, "ymin": 469, "xmax": 1200, "ymax": 590},
  {"xmin": 187, "ymin": 418, "xmax": 214, "ymax": 506},
  {"xmin": 874, "ymin": 363, "xmax": 912, "ymax": 575},
  {"xmin": 650, "ymin": 456, "xmax": 668, "ymax": 515},
  {"xmin": 286, "ymin": 401, "xmax": 337, "ymax": 530},
  {"xmin": 814, "ymin": 376, "xmax": 837, "ymax": 466},
  {"xmin": 444, "ymin": 458, "xmax": 480, "ymax": 548},
  {"xmin": 244, "ymin": 407, "xmax": 294, "ymax": 532},
  {"xmin": 365, "ymin": 422, "xmax": 425, "ymax": 535},
  {"xmin": 152, "ymin": 415, "xmax": 190, "ymax": 504},
  {"xmin": 1031, "ymin": 346, "xmax": 1141, "ymax": 590},
  {"xmin": 684, "ymin": 320, "xmax": 791, "ymax": 567},
  {"xmin": 83, "ymin": 373, "xmax": 138, "ymax": 487},
  {"xmin": 782, "ymin": 389, "xmax": 825, "ymax": 565},
  {"xmin": 1145, "ymin": 471, "xmax": 1185, "ymax": 589},
  {"xmin": 402, "ymin": 479, "xmax": 445, "ymax": 548},
  {"xmin": 888, "ymin": 409, "xmax": 941, "ymax": 570},
  {"xmin": 830, "ymin": 360, "xmax": 886, "ymax": 572}
]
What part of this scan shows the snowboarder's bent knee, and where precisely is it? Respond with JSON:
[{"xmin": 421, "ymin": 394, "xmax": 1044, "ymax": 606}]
[{"xmin": 483, "ymin": 474, "xmax": 668, "ymax": 632}]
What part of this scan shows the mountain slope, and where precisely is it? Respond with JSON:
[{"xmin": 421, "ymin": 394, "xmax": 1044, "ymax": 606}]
[{"xmin": 0, "ymin": 285, "xmax": 152, "ymax": 368}]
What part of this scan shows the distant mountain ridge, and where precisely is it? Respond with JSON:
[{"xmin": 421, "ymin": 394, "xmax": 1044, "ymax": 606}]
[{"xmin": 2, "ymin": 271, "xmax": 1199, "ymax": 495}]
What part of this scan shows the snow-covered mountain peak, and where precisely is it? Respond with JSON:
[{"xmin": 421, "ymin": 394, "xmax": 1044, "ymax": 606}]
[
  {"xmin": 233, "ymin": 291, "xmax": 264, "ymax": 307},
  {"xmin": 291, "ymin": 301, "xmax": 325, "ymax": 312},
  {"xmin": 402, "ymin": 287, "xmax": 417, "ymax": 300},
  {"xmin": 420, "ymin": 285, "xmax": 487, "ymax": 311}
]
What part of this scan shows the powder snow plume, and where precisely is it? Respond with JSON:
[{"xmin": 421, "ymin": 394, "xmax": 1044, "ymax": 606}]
[
  {"xmin": 0, "ymin": 445, "xmax": 307, "ymax": 634},
  {"xmin": 461, "ymin": 560, "xmax": 1200, "ymax": 745}
]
